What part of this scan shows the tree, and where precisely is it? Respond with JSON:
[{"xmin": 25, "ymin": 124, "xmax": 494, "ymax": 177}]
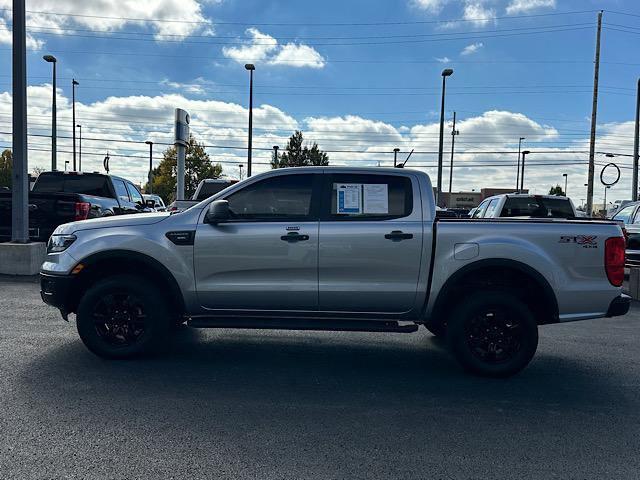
[
  {"xmin": 549, "ymin": 185, "xmax": 565, "ymax": 196},
  {"xmin": 272, "ymin": 130, "xmax": 329, "ymax": 168},
  {"xmin": 145, "ymin": 135, "xmax": 222, "ymax": 203},
  {"xmin": 0, "ymin": 149, "xmax": 11, "ymax": 188}
]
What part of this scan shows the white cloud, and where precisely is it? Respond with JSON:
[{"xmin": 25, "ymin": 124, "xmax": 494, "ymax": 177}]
[
  {"xmin": 0, "ymin": 17, "xmax": 44, "ymax": 49},
  {"xmin": 269, "ymin": 44, "xmax": 326, "ymax": 68},
  {"xmin": 506, "ymin": 0, "xmax": 556, "ymax": 15},
  {"xmin": 411, "ymin": 0, "xmax": 450, "ymax": 13},
  {"xmin": 435, "ymin": 56, "xmax": 452, "ymax": 63},
  {"xmin": 462, "ymin": 2, "xmax": 496, "ymax": 27},
  {"xmin": 222, "ymin": 28, "xmax": 279, "ymax": 63},
  {"xmin": 460, "ymin": 42, "xmax": 484, "ymax": 55},
  {"xmin": 223, "ymin": 28, "xmax": 326, "ymax": 69},
  {"xmin": 0, "ymin": 0, "xmax": 214, "ymax": 47}
]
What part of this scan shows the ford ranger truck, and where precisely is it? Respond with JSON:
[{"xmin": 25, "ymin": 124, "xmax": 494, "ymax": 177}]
[{"xmin": 40, "ymin": 167, "xmax": 630, "ymax": 377}]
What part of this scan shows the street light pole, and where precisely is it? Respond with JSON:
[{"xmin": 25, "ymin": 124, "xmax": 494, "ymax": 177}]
[
  {"xmin": 72, "ymin": 79, "xmax": 79, "ymax": 171},
  {"xmin": 272, "ymin": 145, "xmax": 279, "ymax": 168},
  {"xmin": 245, "ymin": 64, "xmax": 255, "ymax": 177},
  {"xmin": 76, "ymin": 124, "xmax": 81, "ymax": 171},
  {"xmin": 43, "ymin": 55, "xmax": 57, "ymax": 171},
  {"xmin": 633, "ymin": 77, "xmax": 640, "ymax": 201},
  {"xmin": 516, "ymin": 137, "xmax": 525, "ymax": 192},
  {"xmin": 563, "ymin": 173, "xmax": 568, "ymax": 196},
  {"xmin": 436, "ymin": 68, "xmax": 453, "ymax": 207},
  {"xmin": 448, "ymin": 111, "xmax": 459, "ymax": 193},
  {"xmin": 520, "ymin": 150, "xmax": 531, "ymax": 192},
  {"xmin": 145, "ymin": 140, "xmax": 153, "ymax": 193}
]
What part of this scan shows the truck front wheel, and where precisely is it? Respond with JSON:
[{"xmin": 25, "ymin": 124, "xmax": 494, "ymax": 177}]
[
  {"xmin": 76, "ymin": 275, "xmax": 170, "ymax": 359},
  {"xmin": 446, "ymin": 291, "xmax": 538, "ymax": 377}
]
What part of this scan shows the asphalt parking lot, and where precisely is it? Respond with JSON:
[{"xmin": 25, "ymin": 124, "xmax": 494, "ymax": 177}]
[{"xmin": 1, "ymin": 276, "xmax": 639, "ymax": 479}]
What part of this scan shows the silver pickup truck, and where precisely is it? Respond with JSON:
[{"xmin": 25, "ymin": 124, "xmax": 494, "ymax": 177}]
[{"xmin": 40, "ymin": 167, "xmax": 629, "ymax": 377}]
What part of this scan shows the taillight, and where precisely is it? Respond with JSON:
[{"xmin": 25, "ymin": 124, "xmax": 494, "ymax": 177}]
[
  {"xmin": 74, "ymin": 202, "xmax": 90, "ymax": 221},
  {"xmin": 605, "ymin": 236, "xmax": 625, "ymax": 287}
]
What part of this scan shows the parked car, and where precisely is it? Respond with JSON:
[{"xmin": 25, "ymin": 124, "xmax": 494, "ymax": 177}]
[
  {"xmin": 40, "ymin": 167, "xmax": 628, "ymax": 377},
  {"xmin": 0, "ymin": 171, "xmax": 151, "ymax": 242},
  {"xmin": 610, "ymin": 201, "xmax": 640, "ymax": 266},
  {"xmin": 472, "ymin": 194, "xmax": 577, "ymax": 219},
  {"xmin": 167, "ymin": 178, "xmax": 238, "ymax": 212},
  {"xmin": 142, "ymin": 194, "xmax": 166, "ymax": 212}
]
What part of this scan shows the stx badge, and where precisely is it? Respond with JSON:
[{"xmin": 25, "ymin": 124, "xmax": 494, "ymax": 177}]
[{"xmin": 559, "ymin": 235, "xmax": 598, "ymax": 248}]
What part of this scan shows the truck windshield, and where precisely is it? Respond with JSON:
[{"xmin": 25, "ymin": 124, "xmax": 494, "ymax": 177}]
[
  {"xmin": 501, "ymin": 197, "xmax": 574, "ymax": 218},
  {"xmin": 33, "ymin": 174, "xmax": 111, "ymax": 197}
]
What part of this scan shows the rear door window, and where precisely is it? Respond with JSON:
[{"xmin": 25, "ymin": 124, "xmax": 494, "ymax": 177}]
[
  {"xmin": 126, "ymin": 182, "xmax": 144, "ymax": 205},
  {"xmin": 483, "ymin": 198, "xmax": 500, "ymax": 218},
  {"xmin": 472, "ymin": 200, "xmax": 489, "ymax": 218},
  {"xmin": 113, "ymin": 180, "xmax": 130, "ymax": 203},
  {"xmin": 321, "ymin": 174, "xmax": 413, "ymax": 221},
  {"xmin": 614, "ymin": 204, "xmax": 636, "ymax": 225}
]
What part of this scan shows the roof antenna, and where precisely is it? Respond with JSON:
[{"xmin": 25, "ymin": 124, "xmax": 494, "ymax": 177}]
[{"xmin": 397, "ymin": 149, "xmax": 414, "ymax": 168}]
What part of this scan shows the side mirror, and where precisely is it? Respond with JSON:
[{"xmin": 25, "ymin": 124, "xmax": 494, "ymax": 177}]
[
  {"xmin": 145, "ymin": 199, "xmax": 156, "ymax": 208},
  {"xmin": 205, "ymin": 200, "xmax": 230, "ymax": 224}
]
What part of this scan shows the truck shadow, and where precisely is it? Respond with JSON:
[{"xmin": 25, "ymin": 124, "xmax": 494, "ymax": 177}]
[{"xmin": 19, "ymin": 327, "xmax": 626, "ymax": 415}]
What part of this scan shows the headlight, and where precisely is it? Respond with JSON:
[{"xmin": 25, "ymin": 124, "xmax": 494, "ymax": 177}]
[{"xmin": 47, "ymin": 234, "xmax": 77, "ymax": 254}]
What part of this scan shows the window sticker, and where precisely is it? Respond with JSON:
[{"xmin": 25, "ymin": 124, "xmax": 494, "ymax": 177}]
[
  {"xmin": 363, "ymin": 184, "xmax": 389, "ymax": 214},
  {"xmin": 336, "ymin": 183, "xmax": 361, "ymax": 214}
]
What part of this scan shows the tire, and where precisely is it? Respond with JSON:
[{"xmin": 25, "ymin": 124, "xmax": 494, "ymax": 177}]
[
  {"xmin": 446, "ymin": 291, "xmax": 538, "ymax": 377},
  {"xmin": 76, "ymin": 275, "xmax": 171, "ymax": 359}
]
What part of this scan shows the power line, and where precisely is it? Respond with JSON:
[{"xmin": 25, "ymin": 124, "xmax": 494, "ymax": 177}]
[{"xmin": 0, "ymin": 8, "xmax": 599, "ymax": 27}]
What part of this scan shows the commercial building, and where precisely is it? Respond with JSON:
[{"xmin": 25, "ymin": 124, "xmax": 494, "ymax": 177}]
[{"xmin": 440, "ymin": 188, "xmax": 529, "ymax": 209}]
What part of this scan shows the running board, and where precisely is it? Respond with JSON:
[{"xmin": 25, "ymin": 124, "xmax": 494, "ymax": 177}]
[{"xmin": 187, "ymin": 317, "xmax": 419, "ymax": 333}]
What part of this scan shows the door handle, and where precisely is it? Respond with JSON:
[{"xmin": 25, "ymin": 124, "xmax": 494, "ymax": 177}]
[
  {"xmin": 384, "ymin": 230, "xmax": 413, "ymax": 241},
  {"xmin": 280, "ymin": 232, "xmax": 310, "ymax": 243}
]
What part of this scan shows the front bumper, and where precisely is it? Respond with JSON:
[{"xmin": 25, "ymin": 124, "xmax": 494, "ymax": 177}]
[
  {"xmin": 606, "ymin": 294, "xmax": 631, "ymax": 318},
  {"xmin": 40, "ymin": 273, "xmax": 75, "ymax": 317}
]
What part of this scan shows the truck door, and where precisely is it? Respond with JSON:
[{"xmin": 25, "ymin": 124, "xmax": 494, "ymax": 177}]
[
  {"xmin": 194, "ymin": 173, "xmax": 320, "ymax": 311},
  {"xmin": 318, "ymin": 172, "xmax": 424, "ymax": 313}
]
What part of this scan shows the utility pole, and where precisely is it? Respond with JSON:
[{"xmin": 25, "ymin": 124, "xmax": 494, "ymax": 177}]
[
  {"xmin": 77, "ymin": 124, "xmax": 82, "ymax": 171},
  {"xmin": 145, "ymin": 140, "xmax": 153, "ymax": 193},
  {"xmin": 520, "ymin": 150, "xmax": 531, "ymax": 192},
  {"xmin": 393, "ymin": 147, "xmax": 400, "ymax": 167},
  {"xmin": 245, "ymin": 64, "xmax": 255, "ymax": 177},
  {"xmin": 448, "ymin": 111, "xmax": 459, "ymax": 193},
  {"xmin": 633, "ymin": 77, "xmax": 640, "ymax": 201},
  {"xmin": 72, "ymin": 79, "xmax": 79, "ymax": 171},
  {"xmin": 563, "ymin": 173, "xmax": 568, "ymax": 196},
  {"xmin": 516, "ymin": 137, "xmax": 525, "ymax": 192},
  {"xmin": 12, "ymin": 0, "xmax": 28, "ymax": 242},
  {"xmin": 586, "ymin": 10, "xmax": 603, "ymax": 216}
]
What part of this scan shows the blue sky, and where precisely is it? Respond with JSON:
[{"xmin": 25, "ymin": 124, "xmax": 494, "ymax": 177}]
[{"xmin": 1, "ymin": 0, "xmax": 639, "ymax": 204}]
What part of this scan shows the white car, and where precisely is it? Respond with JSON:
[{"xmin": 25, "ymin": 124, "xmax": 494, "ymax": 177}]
[{"xmin": 142, "ymin": 194, "xmax": 166, "ymax": 212}]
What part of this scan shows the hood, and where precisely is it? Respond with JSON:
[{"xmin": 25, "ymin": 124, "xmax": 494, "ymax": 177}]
[{"xmin": 55, "ymin": 212, "xmax": 171, "ymax": 235}]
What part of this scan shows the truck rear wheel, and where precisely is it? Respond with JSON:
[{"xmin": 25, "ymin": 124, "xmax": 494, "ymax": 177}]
[
  {"xmin": 76, "ymin": 275, "xmax": 170, "ymax": 359},
  {"xmin": 446, "ymin": 291, "xmax": 538, "ymax": 377}
]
